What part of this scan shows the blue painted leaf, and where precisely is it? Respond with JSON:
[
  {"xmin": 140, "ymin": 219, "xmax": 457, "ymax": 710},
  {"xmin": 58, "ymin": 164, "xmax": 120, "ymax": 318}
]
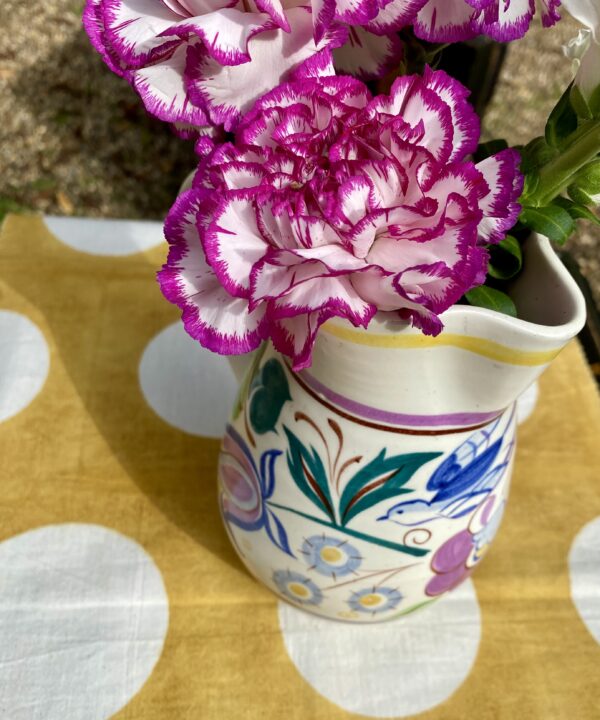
[
  {"xmin": 264, "ymin": 510, "xmax": 294, "ymax": 557},
  {"xmin": 260, "ymin": 449, "xmax": 282, "ymax": 499},
  {"xmin": 428, "ymin": 439, "xmax": 502, "ymax": 504},
  {"xmin": 340, "ymin": 450, "xmax": 441, "ymax": 526},
  {"xmin": 283, "ymin": 426, "xmax": 335, "ymax": 521},
  {"xmin": 249, "ymin": 359, "xmax": 292, "ymax": 434}
]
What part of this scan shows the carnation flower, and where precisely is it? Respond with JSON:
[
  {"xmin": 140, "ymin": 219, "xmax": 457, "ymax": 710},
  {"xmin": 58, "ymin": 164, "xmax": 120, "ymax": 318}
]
[
  {"xmin": 83, "ymin": 0, "xmax": 346, "ymax": 137},
  {"xmin": 159, "ymin": 69, "xmax": 523, "ymax": 369},
  {"xmin": 413, "ymin": 0, "xmax": 561, "ymax": 42}
]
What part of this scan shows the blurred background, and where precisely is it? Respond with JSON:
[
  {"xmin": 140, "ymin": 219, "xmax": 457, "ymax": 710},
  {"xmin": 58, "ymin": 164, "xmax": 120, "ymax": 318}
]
[{"xmin": 0, "ymin": 1, "xmax": 598, "ymax": 304}]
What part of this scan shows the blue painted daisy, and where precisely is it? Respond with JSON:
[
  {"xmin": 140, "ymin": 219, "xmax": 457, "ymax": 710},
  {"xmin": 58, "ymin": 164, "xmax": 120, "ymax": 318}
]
[
  {"xmin": 348, "ymin": 586, "xmax": 403, "ymax": 615},
  {"xmin": 273, "ymin": 570, "xmax": 324, "ymax": 606},
  {"xmin": 301, "ymin": 535, "xmax": 362, "ymax": 580}
]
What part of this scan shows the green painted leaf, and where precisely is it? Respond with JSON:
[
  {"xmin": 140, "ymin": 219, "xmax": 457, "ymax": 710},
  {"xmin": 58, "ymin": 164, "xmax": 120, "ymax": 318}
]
[
  {"xmin": 339, "ymin": 450, "xmax": 441, "ymax": 526},
  {"xmin": 519, "ymin": 205, "xmax": 576, "ymax": 245},
  {"xmin": 487, "ymin": 235, "xmax": 522, "ymax": 280},
  {"xmin": 465, "ymin": 285, "xmax": 517, "ymax": 317},
  {"xmin": 249, "ymin": 358, "xmax": 291, "ymax": 434},
  {"xmin": 553, "ymin": 196, "xmax": 600, "ymax": 226},
  {"xmin": 283, "ymin": 426, "xmax": 335, "ymax": 521},
  {"xmin": 546, "ymin": 83, "xmax": 578, "ymax": 149}
]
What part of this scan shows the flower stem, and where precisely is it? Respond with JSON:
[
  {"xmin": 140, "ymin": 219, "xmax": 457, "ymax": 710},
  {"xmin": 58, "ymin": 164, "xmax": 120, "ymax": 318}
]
[
  {"xmin": 528, "ymin": 118, "xmax": 600, "ymax": 206},
  {"xmin": 266, "ymin": 501, "xmax": 429, "ymax": 557}
]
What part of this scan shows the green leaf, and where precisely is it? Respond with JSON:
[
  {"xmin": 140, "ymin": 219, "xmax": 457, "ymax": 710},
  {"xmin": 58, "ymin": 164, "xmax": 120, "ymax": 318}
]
[
  {"xmin": 519, "ymin": 205, "xmax": 576, "ymax": 245},
  {"xmin": 546, "ymin": 84, "xmax": 578, "ymax": 148},
  {"xmin": 519, "ymin": 137, "xmax": 558, "ymax": 174},
  {"xmin": 567, "ymin": 158, "xmax": 600, "ymax": 206},
  {"xmin": 474, "ymin": 139, "xmax": 508, "ymax": 162},
  {"xmin": 553, "ymin": 196, "xmax": 600, "ymax": 226},
  {"xmin": 283, "ymin": 426, "xmax": 335, "ymax": 521},
  {"xmin": 589, "ymin": 84, "xmax": 600, "ymax": 118},
  {"xmin": 571, "ymin": 84, "xmax": 593, "ymax": 120},
  {"xmin": 339, "ymin": 450, "xmax": 441, "ymax": 526},
  {"xmin": 465, "ymin": 285, "xmax": 517, "ymax": 317},
  {"xmin": 487, "ymin": 235, "xmax": 523, "ymax": 280}
]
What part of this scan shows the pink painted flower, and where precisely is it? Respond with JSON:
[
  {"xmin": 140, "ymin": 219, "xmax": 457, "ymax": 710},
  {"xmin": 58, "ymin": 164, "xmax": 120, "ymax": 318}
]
[
  {"xmin": 82, "ymin": 0, "xmax": 346, "ymax": 137},
  {"xmin": 159, "ymin": 69, "xmax": 523, "ymax": 369},
  {"xmin": 413, "ymin": 0, "xmax": 562, "ymax": 42}
]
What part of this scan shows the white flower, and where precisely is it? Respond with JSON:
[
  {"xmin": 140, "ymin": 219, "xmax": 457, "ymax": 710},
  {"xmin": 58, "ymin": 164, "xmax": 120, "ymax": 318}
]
[{"xmin": 562, "ymin": 0, "xmax": 600, "ymax": 101}]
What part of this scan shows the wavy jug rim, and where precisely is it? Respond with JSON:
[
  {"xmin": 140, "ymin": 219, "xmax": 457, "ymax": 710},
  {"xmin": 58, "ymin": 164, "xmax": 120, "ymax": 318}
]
[{"xmin": 324, "ymin": 234, "xmax": 587, "ymax": 348}]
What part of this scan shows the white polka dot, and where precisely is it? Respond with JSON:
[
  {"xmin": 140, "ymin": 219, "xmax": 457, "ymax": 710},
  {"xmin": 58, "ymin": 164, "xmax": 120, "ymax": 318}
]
[
  {"xmin": 0, "ymin": 524, "xmax": 169, "ymax": 720},
  {"xmin": 569, "ymin": 516, "xmax": 600, "ymax": 644},
  {"xmin": 516, "ymin": 381, "xmax": 539, "ymax": 425},
  {"xmin": 139, "ymin": 322, "xmax": 237, "ymax": 437},
  {"xmin": 278, "ymin": 579, "xmax": 480, "ymax": 718},
  {"xmin": 0, "ymin": 311, "xmax": 50, "ymax": 422},
  {"xmin": 45, "ymin": 216, "xmax": 164, "ymax": 256}
]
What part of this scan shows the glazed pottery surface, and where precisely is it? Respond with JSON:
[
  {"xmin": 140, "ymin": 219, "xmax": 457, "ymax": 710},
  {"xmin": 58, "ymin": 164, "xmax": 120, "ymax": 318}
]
[{"xmin": 217, "ymin": 235, "xmax": 586, "ymax": 622}]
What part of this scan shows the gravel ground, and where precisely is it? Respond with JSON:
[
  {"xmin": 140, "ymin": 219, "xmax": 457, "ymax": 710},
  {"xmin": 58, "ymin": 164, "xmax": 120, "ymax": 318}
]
[{"xmin": 0, "ymin": 2, "xmax": 598, "ymax": 303}]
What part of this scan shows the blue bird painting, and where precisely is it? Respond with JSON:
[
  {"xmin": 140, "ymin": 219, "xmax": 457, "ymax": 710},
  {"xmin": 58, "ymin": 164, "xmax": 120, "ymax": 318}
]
[{"xmin": 379, "ymin": 416, "xmax": 514, "ymax": 528}]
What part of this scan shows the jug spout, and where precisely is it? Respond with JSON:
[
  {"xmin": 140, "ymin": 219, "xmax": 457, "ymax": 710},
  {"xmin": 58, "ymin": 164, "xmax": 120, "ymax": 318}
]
[{"xmin": 303, "ymin": 234, "xmax": 586, "ymax": 429}]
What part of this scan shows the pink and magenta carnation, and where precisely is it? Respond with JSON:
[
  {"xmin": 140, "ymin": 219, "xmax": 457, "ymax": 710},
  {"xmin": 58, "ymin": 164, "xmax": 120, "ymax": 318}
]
[
  {"xmin": 82, "ymin": 0, "xmax": 347, "ymax": 138},
  {"xmin": 413, "ymin": 0, "xmax": 561, "ymax": 42},
  {"xmin": 159, "ymin": 69, "xmax": 523, "ymax": 369}
]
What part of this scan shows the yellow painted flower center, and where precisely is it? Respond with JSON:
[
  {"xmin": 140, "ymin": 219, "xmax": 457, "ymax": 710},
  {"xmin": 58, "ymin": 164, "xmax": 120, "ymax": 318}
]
[
  {"xmin": 320, "ymin": 546, "xmax": 343, "ymax": 563},
  {"xmin": 359, "ymin": 593, "xmax": 384, "ymax": 608},
  {"xmin": 288, "ymin": 582, "xmax": 310, "ymax": 598}
]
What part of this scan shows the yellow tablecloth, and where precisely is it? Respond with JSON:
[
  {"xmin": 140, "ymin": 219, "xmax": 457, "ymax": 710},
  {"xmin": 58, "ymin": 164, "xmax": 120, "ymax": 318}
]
[{"xmin": 1, "ymin": 213, "xmax": 599, "ymax": 720}]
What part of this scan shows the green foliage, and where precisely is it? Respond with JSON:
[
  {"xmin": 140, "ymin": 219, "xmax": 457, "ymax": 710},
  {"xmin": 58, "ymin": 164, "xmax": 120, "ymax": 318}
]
[
  {"xmin": 465, "ymin": 285, "xmax": 517, "ymax": 317},
  {"xmin": 519, "ymin": 137, "xmax": 558, "ymax": 175},
  {"xmin": 567, "ymin": 158, "xmax": 600, "ymax": 206},
  {"xmin": 546, "ymin": 84, "xmax": 578, "ymax": 148},
  {"xmin": 553, "ymin": 196, "xmax": 600, "ymax": 225},
  {"xmin": 487, "ymin": 235, "xmax": 522, "ymax": 280},
  {"xmin": 519, "ymin": 205, "xmax": 576, "ymax": 245}
]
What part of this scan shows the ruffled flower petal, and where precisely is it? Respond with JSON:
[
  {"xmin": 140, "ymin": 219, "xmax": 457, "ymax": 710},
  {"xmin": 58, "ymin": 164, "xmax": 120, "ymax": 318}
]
[
  {"xmin": 161, "ymin": 71, "xmax": 523, "ymax": 368},
  {"xmin": 185, "ymin": 7, "xmax": 347, "ymax": 131},
  {"xmin": 158, "ymin": 190, "xmax": 268, "ymax": 354},
  {"xmin": 413, "ymin": 0, "xmax": 558, "ymax": 42},
  {"xmin": 476, "ymin": 148, "xmax": 524, "ymax": 243},
  {"xmin": 131, "ymin": 43, "xmax": 211, "ymax": 125},
  {"xmin": 333, "ymin": 26, "xmax": 404, "ymax": 81}
]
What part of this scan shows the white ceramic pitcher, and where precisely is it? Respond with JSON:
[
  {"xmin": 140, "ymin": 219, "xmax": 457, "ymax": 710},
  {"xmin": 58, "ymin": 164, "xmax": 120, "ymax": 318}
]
[{"xmin": 218, "ymin": 235, "xmax": 586, "ymax": 622}]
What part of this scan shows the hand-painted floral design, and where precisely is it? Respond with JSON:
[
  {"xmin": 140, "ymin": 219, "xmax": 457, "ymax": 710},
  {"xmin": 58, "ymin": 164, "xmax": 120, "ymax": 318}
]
[
  {"xmin": 425, "ymin": 529, "xmax": 474, "ymax": 596},
  {"xmin": 301, "ymin": 535, "xmax": 362, "ymax": 579},
  {"xmin": 348, "ymin": 586, "xmax": 403, "ymax": 614},
  {"xmin": 159, "ymin": 70, "xmax": 523, "ymax": 369},
  {"xmin": 273, "ymin": 569, "xmax": 324, "ymax": 605},
  {"xmin": 82, "ymin": 0, "xmax": 346, "ymax": 138},
  {"xmin": 413, "ymin": 0, "xmax": 561, "ymax": 42},
  {"xmin": 381, "ymin": 412, "xmax": 514, "ymax": 527},
  {"xmin": 425, "ymin": 491, "xmax": 506, "ymax": 596},
  {"xmin": 219, "ymin": 424, "xmax": 293, "ymax": 556},
  {"xmin": 249, "ymin": 358, "xmax": 291, "ymax": 434}
]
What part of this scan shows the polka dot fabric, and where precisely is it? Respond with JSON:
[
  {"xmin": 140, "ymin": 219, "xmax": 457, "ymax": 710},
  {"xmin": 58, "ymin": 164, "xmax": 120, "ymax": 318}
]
[{"xmin": 1, "ymin": 212, "xmax": 599, "ymax": 720}]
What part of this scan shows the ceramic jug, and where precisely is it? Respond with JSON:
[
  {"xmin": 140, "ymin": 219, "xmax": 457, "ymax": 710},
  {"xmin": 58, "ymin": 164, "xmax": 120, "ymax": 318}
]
[{"xmin": 217, "ymin": 235, "xmax": 586, "ymax": 622}]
